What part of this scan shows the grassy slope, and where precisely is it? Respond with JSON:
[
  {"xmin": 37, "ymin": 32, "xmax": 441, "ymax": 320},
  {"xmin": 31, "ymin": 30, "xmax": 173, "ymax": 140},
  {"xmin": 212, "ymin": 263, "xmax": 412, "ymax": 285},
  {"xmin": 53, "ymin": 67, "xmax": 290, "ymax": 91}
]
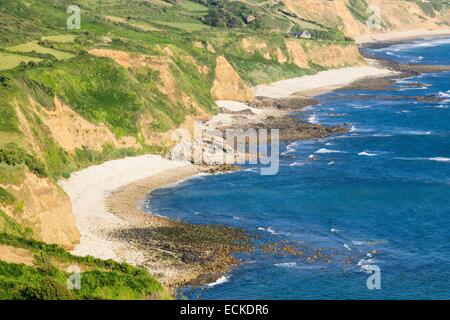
[{"xmin": 0, "ymin": 0, "xmax": 382, "ymax": 300}]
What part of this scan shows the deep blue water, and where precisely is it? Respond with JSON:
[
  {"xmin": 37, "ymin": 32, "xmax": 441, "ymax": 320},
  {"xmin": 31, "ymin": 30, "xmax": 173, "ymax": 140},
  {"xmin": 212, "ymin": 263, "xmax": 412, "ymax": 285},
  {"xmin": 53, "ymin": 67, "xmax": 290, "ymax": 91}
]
[{"xmin": 146, "ymin": 38, "xmax": 450, "ymax": 299}]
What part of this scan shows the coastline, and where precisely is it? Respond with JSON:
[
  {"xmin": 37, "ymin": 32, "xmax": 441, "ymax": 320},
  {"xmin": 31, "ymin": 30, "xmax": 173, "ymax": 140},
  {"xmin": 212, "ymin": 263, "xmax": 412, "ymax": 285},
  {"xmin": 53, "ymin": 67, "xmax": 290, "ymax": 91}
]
[
  {"xmin": 60, "ymin": 30, "xmax": 450, "ymax": 295},
  {"xmin": 355, "ymin": 28, "xmax": 450, "ymax": 44},
  {"xmin": 60, "ymin": 63, "xmax": 393, "ymax": 293},
  {"xmin": 59, "ymin": 156, "xmax": 250, "ymax": 292}
]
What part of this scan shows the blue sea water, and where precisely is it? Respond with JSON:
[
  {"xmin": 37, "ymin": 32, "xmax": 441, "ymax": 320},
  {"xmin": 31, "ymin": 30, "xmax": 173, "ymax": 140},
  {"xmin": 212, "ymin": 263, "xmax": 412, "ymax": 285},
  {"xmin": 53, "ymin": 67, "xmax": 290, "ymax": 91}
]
[{"xmin": 146, "ymin": 38, "xmax": 450, "ymax": 299}]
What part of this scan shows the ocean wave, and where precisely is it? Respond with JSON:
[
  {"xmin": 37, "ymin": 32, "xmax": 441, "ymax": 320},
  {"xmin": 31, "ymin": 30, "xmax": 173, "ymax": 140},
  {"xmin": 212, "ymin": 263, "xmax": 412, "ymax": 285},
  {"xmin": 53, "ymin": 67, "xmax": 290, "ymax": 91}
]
[
  {"xmin": 378, "ymin": 37, "xmax": 450, "ymax": 52},
  {"xmin": 395, "ymin": 156, "xmax": 450, "ymax": 163},
  {"xmin": 357, "ymin": 258, "xmax": 377, "ymax": 267},
  {"xmin": 396, "ymin": 130, "xmax": 432, "ymax": 136},
  {"xmin": 430, "ymin": 104, "xmax": 449, "ymax": 109},
  {"xmin": 285, "ymin": 141, "xmax": 299, "ymax": 153},
  {"xmin": 308, "ymin": 114, "xmax": 319, "ymax": 124},
  {"xmin": 274, "ymin": 262, "xmax": 297, "ymax": 268},
  {"xmin": 350, "ymin": 125, "xmax": 373, "ymax": 133},
  {"xmin": 430, "ymin": 157, "xmax": 450, "ymax": 162},
  {"xmin": 438, "ymin": 91, "xmax": 450, "ymax": 98},
  {"xmin": 343, "ymin": 244, "xmax": 352, "ymax": 251},
  {"xmin": 314, "ymin": 148, "xmax": 347, "ymax": 154},
  {"xmin": 327, "ymin": 161, "xmax": 335, "ymax": 166},
  {"xmin": 206, "ymin": 275, "xmax": 229, "ymax": 287},
  {"xmin": 358, "ymin": 151, "xmax": 379, "ymax": 157},
  {"xmin": 258, "ymin": 227, "xmax": 277, "ymax": 235},
  {"xmin": 289, "ymin": 161, "xmax": 305, "ymax": 167}
]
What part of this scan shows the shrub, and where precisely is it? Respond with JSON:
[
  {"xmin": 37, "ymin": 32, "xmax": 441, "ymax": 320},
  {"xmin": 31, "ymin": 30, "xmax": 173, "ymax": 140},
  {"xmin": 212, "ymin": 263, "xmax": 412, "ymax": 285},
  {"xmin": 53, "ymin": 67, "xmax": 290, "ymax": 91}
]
[
  {"xmin": 0, "ymin": 187, "xmax": 15, "ymax": 205},
  {"xmin": 0, "ymin": 143, "xmax": 47, "ymax": 177},
  {"xmin": 19, "ymin": 278, "xmax": 74, "ymax": 300}
]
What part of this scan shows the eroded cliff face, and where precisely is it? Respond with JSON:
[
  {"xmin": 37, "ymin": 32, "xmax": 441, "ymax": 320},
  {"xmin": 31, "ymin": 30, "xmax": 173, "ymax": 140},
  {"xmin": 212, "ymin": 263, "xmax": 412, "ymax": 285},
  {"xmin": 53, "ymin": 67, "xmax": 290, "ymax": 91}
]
[
  {"xmin": 32, "ymin": 97, "xmax": 140, "ymax": 152},
  {"xmin": 1, "ymin": 172, "xmax": 79, "ymax": 250},
  {"xmin": 211, "ymin": 56, "xmax": 255, "ymax": 102},
  {"xmin": 283, "ymin": 0, "xmax": 450, "ymax": 37}
]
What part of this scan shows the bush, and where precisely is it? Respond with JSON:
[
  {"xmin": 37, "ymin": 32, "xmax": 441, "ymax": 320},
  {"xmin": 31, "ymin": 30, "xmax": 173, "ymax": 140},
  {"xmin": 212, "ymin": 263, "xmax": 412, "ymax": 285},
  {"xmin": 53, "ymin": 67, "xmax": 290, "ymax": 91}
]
[
  {"xmin": 0, "ymin": 187, "xmax": 15, "ymax": 205},
  {"xmin": 0, "ymin": 143, "xmax": 47, "ymax": 177},
  {"xmin": 19, "ymin": 278, "xmax": 74, "ymax": 300}
]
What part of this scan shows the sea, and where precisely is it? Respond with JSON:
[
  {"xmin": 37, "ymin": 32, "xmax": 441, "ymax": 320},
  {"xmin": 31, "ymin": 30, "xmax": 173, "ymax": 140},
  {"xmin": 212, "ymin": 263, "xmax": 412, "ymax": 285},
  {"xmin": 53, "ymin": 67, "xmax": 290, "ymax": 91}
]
[{"xmin": 145, "ymin": 37, "xmax": 450, "ymax": 299}]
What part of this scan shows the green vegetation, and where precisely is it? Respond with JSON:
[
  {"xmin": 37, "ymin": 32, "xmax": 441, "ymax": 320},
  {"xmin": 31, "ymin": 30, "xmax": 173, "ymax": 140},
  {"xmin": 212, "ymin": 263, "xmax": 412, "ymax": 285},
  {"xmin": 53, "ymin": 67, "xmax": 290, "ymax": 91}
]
[
  {"xmin": 0, "ymin": 234, "xmax": 167, "ymax": 300},
  {"xmin": 347, "ymin": 0, "xmax": 370, "ymax": 24},
  {"xmin": 41, "ymin": 35, "xmax": 76, "ymax": 43},
  {"xmin": 0, "ymin": 187, "xmax": 15, "ymax": 205},
  {"xmin": 6, "ymin": 0, "xmax": 445, "ymax": 300},
  {"xmin": 0, "ymin": 144, "xmax": 47, "ymax": 177},
  {"xmin": 6, "ymin": 41, "xmax": 75, "ymax": 60},
  {"xmin": 0, "ymin": 52, "xmax": 42, "ymax": 71}
]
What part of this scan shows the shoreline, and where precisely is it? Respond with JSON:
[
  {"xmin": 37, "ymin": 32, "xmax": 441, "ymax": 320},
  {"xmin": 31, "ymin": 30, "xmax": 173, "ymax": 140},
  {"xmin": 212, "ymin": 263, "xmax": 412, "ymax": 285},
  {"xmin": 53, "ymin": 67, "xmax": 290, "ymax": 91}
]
[
  {"xmin": 59, "ymin": 156, "xmax": 250, "ymax": 292},
  {"xmin": 60, "ymin": 31, "xmax": 449, "ymax": 295},
  {"xmin": 355, "ymin": 28, "xmax": 450, "ymax": 45},
  {"xmin": 60, "ymin": 63, "xmax": 395, "ymax": 293}
]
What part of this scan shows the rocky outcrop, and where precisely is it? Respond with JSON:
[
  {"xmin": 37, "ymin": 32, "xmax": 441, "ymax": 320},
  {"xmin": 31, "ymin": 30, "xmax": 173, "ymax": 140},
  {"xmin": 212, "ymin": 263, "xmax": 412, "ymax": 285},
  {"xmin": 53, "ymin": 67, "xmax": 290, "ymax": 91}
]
[{"xmin": 211, "ymin": 56, "xmax": 255, "ymax": 102}]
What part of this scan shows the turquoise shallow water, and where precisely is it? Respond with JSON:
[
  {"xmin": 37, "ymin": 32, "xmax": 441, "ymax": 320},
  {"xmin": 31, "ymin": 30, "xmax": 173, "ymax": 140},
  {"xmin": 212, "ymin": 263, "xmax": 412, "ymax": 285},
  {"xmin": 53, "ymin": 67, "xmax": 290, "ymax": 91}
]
[{"xmin": 146, "ymin": 38, "xmax": 450, "ymax": 299}]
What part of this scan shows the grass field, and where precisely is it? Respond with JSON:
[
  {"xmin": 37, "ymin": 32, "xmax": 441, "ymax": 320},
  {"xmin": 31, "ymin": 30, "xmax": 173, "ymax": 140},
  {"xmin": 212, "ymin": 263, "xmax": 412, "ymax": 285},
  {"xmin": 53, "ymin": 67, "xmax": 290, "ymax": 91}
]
[
  {"xmin": 41, "ymin": 35, "xmax": 77, "ymax": 43},
  {"xmin": 6, "ymin": 42, "xmax": 75, "ymax": 60},
  {"xmin": 144, "ymin": 0, "xmax": 174, "ymax": 7},
  {"xmin": 104, "ymin": 16, "xmax": 160, "ymax": 32},
  {"xmin": 177, "ymin": 0, "xmax": 208, "ymax": 12},
  {"xmin": 0, "ymin": 52, "xmax": 42, "ymax": 70},
  {"xmin": 151, "ymin": 20, "xmax": 209, "ymax": 32}
]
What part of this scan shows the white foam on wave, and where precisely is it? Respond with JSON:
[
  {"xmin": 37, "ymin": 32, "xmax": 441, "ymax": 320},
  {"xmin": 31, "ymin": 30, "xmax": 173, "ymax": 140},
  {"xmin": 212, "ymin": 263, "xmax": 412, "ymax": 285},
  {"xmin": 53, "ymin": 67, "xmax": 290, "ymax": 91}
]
[
  {"xmin": 430, "ymin": 104, "xmax": 448, "ymax": 109},
  {"xmin": 343, "ymin": 244, "xmax": 352, "ymax": 251},
  {"xmin": 327, "ymin": 161, "xmax": 335, "ymax": 166},
  {"xmin": 395, "ymin": 156, "xmax": 450, "ymax": 163},
  {"xmin": 315, "ymin": 148, "xmax": 347, "ymax": 154},
  {"xmin": 350, "ymin": 125, "xmax": 373, "ymax": 133},
  {"xmin": 274, "ymin": 262, "xmax": 297, "ymax": 268},
  {"xmin": 377, "ymin": 37, "xmax": 450, "ymax": 52},
  {"xmin": 358, "ymin": 151, "xmax": 378, "ymax": 157},
  {"xmin": 397, "ymin": 130, "xmax": 432, "ymax": 136},
  {"xmin": 207, "ymin": 275, "xmax": 229, "ymax": 287},
  {"xmin": 357, "ymin": 258, "xmax": 377, "ymax": 267},
  {"xmin": 430, "ymin": 157, "xmax": 450, "ymax": 162},
  {"xmin": 289, "ymin": 161, "xmax": 305, "ymax": 167},
  {"xmin": 285, "ymin": 141, "xmax": 299, "ymax": 154},
  {"xmin": 258, "ymin": 227, "xmax": 277, "ymax": 235},
  {"xmin": 438, "ymin": 91, "xmax": 450, "ymax": 98},
  {"xmin": 308, "ymin": 114, "xmax": 319, "ymax": 124}
]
